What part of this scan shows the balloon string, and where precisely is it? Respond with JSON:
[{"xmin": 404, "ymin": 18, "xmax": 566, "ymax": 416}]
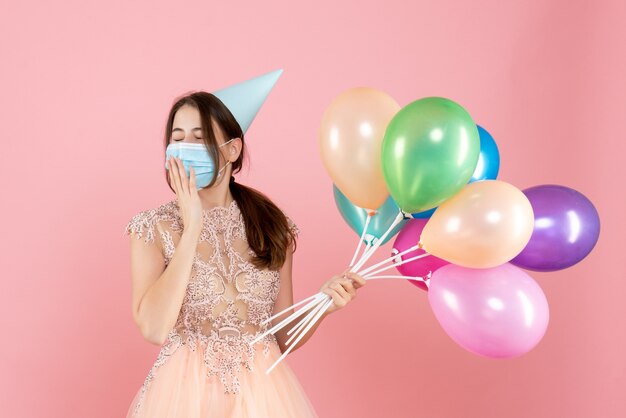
[
  {"xmin": 364, "ymin": 274, "xmax": 429, "ymax": 283},
  {"xmin": 351, "ymin": 240, "xmax": 371, "ymax": 272},
  {"xmin": 285, "ymin": 295, "xmax": 329, "ymax": 342},
  {"xmin": 349, "ymin": 212, "xmax": 373, "ymax": 268},
  {"xmin": 359, "ymin": 252, "xmax": 431, "ymax": 277},
  {"xmin": 256, "ymin": 293, "xmax": 329, "ymax": 348},
  {"xmin": 356, "ymin": 243, "xmax": 422, "ymax": 276},
  {"xmin": 265, "ymin": 298, "xmax": 334, "ymax": 375},
  {"xmin": 351, "ymin": 236, "xmax": 381, "ymax": 273},
  {"xmin": 253, "ymin": 293, "xmax": 326, "ymax": 342},
  {"xmin": 351, "ymin": 209, "xmax": 406, "ymax": 273},
  {"xmin": 351, "ymin": 208, "xmax": 410, "ymax": 272},
  {"xmin": 260, "ymin": 293, "xmax": 321, "ymax": 325}
]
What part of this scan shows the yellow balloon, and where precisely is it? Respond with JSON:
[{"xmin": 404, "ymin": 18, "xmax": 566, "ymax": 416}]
[
  {"xmin": 420, "ymin": 180, "xmax": 534, "ymax": 268},
  {"xmin": 319, "ymin": 87, "xmax": 400, "ymax": 210}
]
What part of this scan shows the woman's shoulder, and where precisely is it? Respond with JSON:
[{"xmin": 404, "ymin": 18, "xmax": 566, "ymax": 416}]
[{"xmin": 123, "ymin": 199, "xmax": 179, "ymax": 242}]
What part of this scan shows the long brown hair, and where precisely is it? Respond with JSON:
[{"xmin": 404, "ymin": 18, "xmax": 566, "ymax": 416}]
[{"xmin": 163, "ymin": 91, "xmax": 297, "ymax": 270}]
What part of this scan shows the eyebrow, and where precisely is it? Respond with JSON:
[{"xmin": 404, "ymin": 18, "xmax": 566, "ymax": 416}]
[{"xmin": 172, "ymin": 127, "xmax": 203, "ymax": 132}]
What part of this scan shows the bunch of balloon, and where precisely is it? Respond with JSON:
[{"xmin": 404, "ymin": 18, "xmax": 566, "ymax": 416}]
[{"xmin": 250, "ymin": 90, "xmax": 601, "ymax": 374}]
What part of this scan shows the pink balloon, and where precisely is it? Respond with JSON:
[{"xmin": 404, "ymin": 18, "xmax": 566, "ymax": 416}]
[
  {"xmin": 428, "ymin": 263, "xmax": 549, "ymax": 358},
  {"xmin": 392, "ymin": 218, "xmax": 449, "ymax": 292}
]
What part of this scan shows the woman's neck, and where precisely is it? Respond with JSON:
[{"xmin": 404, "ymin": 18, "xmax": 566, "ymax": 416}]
[{"xmin": 198, "ymin": 182, "xmax": 234, "ymax": 209}]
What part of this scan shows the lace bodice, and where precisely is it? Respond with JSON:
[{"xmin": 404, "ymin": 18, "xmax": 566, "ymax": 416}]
[{"xmin": 124, "ymin": 198, "xmax": 299, "ymax": 413}]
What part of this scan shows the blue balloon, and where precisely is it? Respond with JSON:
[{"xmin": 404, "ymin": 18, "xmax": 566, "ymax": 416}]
[
  {"xmin": 333, "ymin": 184, "xmax": 408, "ymax": 245},
  {"xmin": 471, "ymin": 125, "xmax": 500, "ymax": 182},
  {"xmin": 410, "ymin": 124, "xmax": 500, "ymax": 219},
  {"xmin": 411, "ymin": 207, "xmax": 436, "ymax": 219}
]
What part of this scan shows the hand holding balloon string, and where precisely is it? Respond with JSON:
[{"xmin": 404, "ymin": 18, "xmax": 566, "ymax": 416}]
[{"xmin": 250, "ymin": 207, "xmax": 431, "ymax": 374}]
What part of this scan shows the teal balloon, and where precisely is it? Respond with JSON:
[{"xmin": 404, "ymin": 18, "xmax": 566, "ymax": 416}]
[
  {"xmin": 381, "ymin": 97, "xmax": 481, "ymax": 213},
  {"xmin": 333, "ymin": 184, "xmax": 408, "ymax": 245}
]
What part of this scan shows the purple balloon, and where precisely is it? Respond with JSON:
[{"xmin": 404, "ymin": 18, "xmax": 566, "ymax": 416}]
[
  {"xmin": 392, "ymin": 218, "xmax": 449, "ymax": 292},
  {"xmin": 510, "ymin": 185, "xmax": 600, "ymax": 272},
  {"xmin": 428, "ymin": 263, "xmax": 549, "ymax": 358}
]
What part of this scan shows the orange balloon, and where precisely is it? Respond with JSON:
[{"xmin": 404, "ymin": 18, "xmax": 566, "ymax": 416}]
[
  {"xmin": 319, "ymin": 87, "xmax": 400, "ymax": 210},
  {"xmin": 420, "ymin": 180, "xmax": 534, "ymax": 268}
]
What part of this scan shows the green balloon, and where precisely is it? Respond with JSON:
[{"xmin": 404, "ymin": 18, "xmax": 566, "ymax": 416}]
[{"xmin": 381, "ymin": 97, "xmax": 480, "ymax": 213}]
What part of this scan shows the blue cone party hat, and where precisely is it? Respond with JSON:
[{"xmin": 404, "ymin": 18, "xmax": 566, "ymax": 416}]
[{"xmin": 212, "ymin": 68, "xmax": 283, "ymax": 134}]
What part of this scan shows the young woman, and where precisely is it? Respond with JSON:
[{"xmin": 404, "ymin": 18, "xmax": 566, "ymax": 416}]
[{"xmin": 124, "ymin": 92, "xmax": 366, "ymax": 417}]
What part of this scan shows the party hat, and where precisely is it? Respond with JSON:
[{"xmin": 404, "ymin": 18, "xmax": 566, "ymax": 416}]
[{"xmin": 212, "ymin": 68, "xmax": 283, "ymax": 134}]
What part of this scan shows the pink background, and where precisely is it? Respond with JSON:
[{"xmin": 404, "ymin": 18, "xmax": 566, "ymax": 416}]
[{"xmin": 1, "ymin": 0, "xmax": 624, "ymax": 417}]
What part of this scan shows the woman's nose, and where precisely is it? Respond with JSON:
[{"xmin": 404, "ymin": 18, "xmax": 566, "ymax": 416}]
[{"xmin": 185, "ymin": 135, "xmax": 203, "ymax": 143}]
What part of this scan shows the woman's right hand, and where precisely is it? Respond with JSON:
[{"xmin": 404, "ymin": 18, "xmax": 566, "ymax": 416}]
[
  {"xmin": 319, "ymin": 269, "xmax": 367, "ymax": 316},
  {"xmin": 167, "ymin": 156, "xmax": 203, "ymax": 234}
]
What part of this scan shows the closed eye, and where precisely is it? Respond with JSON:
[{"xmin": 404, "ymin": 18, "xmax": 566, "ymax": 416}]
[{"xmin": 172, "ymin": 137, "xmax": 203, "ymax": 142}]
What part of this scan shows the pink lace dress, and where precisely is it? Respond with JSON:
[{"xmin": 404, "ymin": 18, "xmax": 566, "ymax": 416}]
[{"xmin": 124, "ymin": 199, "xmax": 318, "ymax": 417}]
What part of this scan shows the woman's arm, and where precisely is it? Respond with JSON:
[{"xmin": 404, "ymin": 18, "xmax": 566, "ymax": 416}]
[
  {"xmin": 130, "ymin": 156, "xmax": 207, "ymax": 345},
  {"xmin": 272, "ymin": 247, "xmax": 325, "ymax": 354},
  {"xmin": 271, "ymin": 246, "xmax": 366, "ymax": 354},
  {"xmin": 129, "ymin": 225, "xmax": 201, "ymax": 345}
]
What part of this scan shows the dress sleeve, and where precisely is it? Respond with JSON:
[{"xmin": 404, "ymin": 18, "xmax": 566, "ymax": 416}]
[
  {"xmin": 124, "ymin": 209, "xmax": 162, "ymax": 247},
  {"xmin": 284, "ymin": 213, "xmax": 300, "ymax": 239}
]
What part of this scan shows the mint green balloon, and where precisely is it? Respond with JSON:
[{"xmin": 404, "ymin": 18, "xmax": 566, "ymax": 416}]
[{"xmin": 381, "ymin": 97, "xmax": 480, "ymax": 213}]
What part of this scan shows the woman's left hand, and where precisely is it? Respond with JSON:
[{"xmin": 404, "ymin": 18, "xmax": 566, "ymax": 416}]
[{"xmin": 319, "ymin": 269, "xmax": 367, "ymax": 316}]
